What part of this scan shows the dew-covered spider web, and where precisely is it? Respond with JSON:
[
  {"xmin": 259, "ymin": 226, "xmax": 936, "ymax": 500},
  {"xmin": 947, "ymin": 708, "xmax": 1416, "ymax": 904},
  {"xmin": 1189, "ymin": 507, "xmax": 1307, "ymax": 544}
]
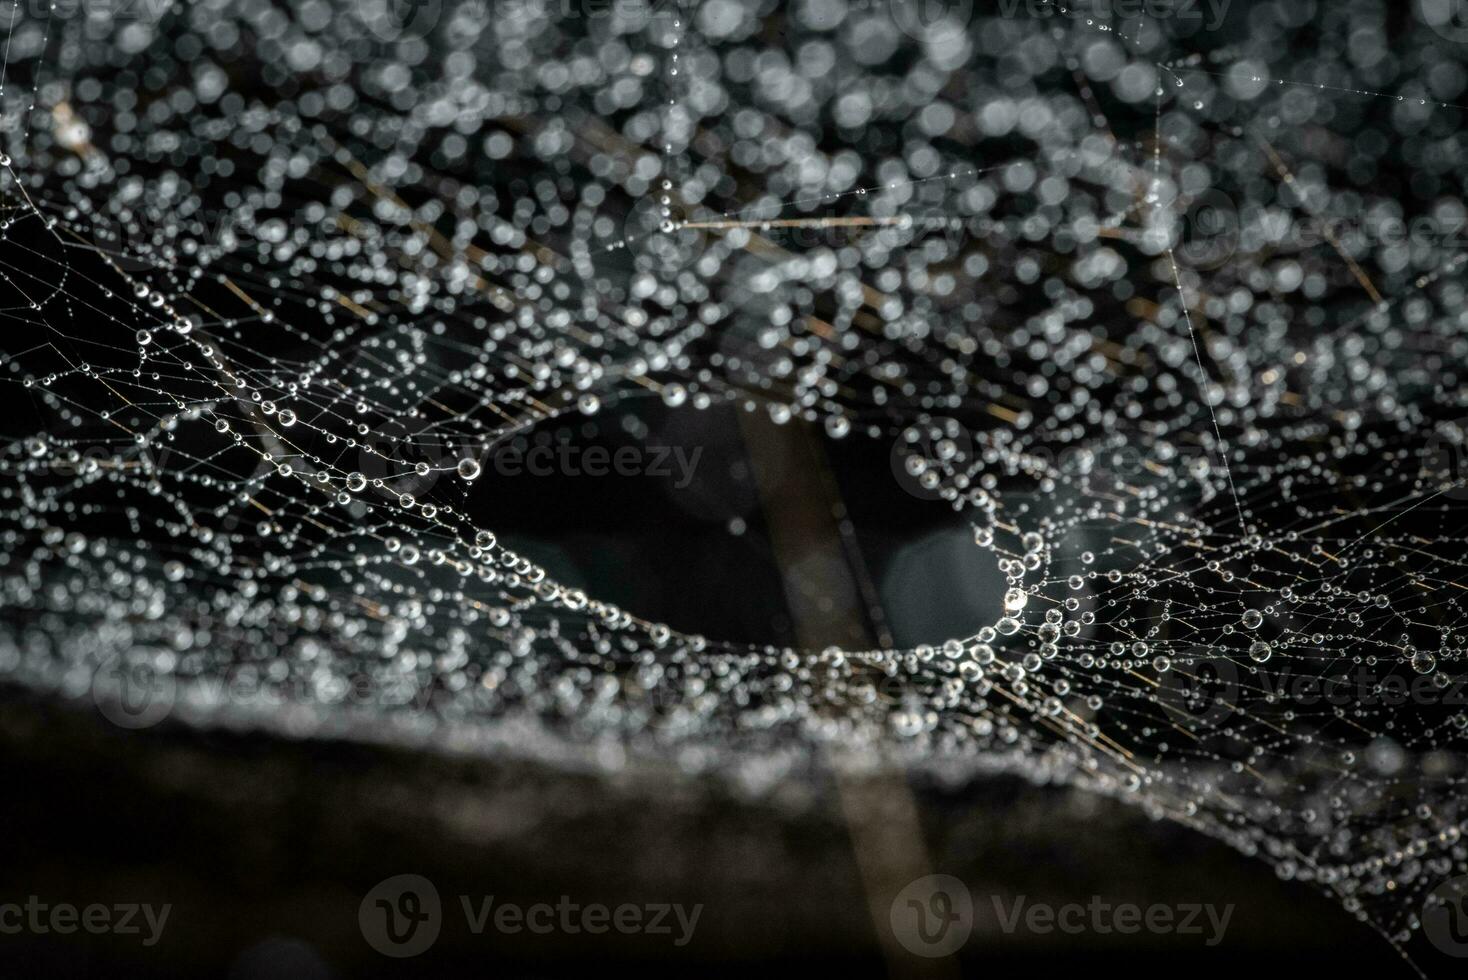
[{"xmin": 2, "ymin": 0, "xmax": 1468, "ymax": 969}]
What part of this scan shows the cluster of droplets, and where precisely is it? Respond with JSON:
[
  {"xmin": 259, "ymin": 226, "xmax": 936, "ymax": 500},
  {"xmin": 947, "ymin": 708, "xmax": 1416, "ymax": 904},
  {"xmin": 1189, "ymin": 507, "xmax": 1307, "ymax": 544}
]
[{"xmin": 2, "ymin": 0, "xmax": 1468, "ymax": 967}]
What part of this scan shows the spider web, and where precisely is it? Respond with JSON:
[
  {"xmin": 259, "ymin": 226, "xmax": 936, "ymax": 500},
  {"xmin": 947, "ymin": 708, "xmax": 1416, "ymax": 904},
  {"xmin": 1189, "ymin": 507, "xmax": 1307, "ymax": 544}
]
[{"xmin": 1, "ymin": 0, "xmax": 1467, "ymax": 968}]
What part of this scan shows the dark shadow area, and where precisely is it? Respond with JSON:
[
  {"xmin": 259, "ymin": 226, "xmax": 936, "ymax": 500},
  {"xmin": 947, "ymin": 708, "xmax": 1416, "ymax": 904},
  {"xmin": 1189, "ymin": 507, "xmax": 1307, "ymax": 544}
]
[{"xmin": 0, "ymin": 693, "xmax": 1414, "ymax": 979}]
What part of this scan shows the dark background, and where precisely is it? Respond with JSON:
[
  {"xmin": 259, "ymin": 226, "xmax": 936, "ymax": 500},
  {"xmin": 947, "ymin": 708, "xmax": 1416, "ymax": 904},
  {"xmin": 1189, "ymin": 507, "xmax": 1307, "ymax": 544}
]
[
  {"xmin": 3, "ymin": 0, "xmax": 1465, "ymax": 977},
  {"xmin": 0, "ymin": 690, "xmax": 1425, "ymax": 979}
]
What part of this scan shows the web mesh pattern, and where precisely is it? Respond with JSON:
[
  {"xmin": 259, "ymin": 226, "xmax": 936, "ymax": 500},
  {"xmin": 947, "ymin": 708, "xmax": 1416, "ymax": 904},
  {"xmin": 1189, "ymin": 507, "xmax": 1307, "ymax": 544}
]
[{"xmin": 1, "ymin": 0, "xmax": 1467, "ymax": 963}]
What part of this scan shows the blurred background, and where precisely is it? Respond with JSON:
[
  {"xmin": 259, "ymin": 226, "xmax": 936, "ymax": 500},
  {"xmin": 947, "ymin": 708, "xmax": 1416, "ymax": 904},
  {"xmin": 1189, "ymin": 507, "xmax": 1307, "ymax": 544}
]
[
  {"xmin": 0, "ymin": 687, "xmax": 1419, "ymax": 979},
  {"xmin": 2, "ymin": 0, "xmax": 1466, "ymax": 976}
]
